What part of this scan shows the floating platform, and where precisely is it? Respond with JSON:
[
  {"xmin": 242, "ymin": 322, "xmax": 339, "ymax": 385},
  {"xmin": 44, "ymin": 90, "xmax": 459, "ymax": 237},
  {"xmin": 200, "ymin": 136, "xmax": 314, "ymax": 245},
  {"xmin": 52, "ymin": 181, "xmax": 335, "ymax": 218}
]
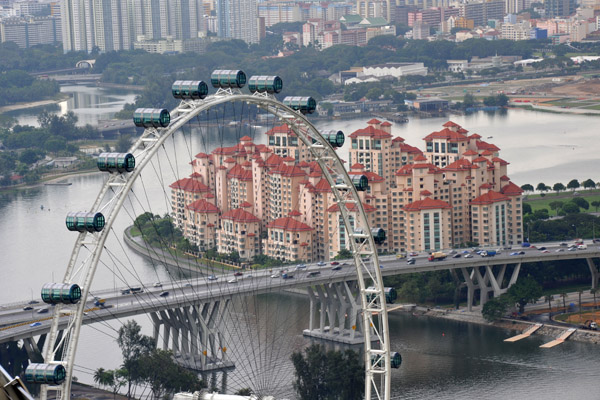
[
  {"xmin": 44, "ymin": 182, "xmax": 72, "ymax": 186},
  {"xmin": 540, "ymin": 328, "xmax": 577, "ymax": 348},
  {"xmin": 504, "ymin": 323, "xmax": 543, "ymax": 342}
]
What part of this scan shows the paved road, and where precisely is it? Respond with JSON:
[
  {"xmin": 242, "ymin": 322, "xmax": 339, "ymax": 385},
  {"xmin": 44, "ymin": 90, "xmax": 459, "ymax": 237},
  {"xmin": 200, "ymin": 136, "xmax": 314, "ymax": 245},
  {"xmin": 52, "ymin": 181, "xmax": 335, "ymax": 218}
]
[{"xmin": 1, "ymin": 241, "xmax": 598, "ymax": 343}]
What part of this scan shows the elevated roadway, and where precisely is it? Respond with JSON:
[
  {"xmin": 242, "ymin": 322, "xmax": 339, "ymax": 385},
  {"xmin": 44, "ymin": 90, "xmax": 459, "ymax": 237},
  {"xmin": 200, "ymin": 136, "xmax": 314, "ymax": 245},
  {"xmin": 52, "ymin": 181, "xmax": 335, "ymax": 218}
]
[{"xmin": 1, "ymin": 242, "xmax": 599, "ymax": 343}]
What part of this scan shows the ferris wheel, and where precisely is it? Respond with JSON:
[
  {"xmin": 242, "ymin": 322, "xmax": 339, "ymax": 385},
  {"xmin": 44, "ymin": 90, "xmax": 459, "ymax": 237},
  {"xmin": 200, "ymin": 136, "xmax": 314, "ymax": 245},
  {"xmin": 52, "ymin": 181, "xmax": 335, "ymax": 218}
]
[{"xmin": 27, "ymin": 70, "xmax": 398, "ymax": 400}]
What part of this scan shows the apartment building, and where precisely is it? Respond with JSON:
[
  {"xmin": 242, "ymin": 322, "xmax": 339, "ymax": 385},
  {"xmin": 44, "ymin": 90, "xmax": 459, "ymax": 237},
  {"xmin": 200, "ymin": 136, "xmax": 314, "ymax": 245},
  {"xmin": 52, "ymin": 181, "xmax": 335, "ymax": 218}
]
[{"xmin": 170, "ymin": 120, "xmax": 523, "ymax": 262}]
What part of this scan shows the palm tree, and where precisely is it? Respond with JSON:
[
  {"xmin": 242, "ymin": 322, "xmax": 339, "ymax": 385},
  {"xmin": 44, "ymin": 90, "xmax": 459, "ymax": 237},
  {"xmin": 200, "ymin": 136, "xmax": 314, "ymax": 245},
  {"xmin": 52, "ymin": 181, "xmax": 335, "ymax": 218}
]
[
  {"xmin": 591, "ymin": 288, "xmax": 598, "ymax": 310},
  {"xmin": 94, "ymin": 368, "xmax": 106, "ymax": 388},
  {"xmin": 560, "ymin": 293, "xmax": 568, "ymax": 311},
  {"xmin": 545, "ymin": 294, "xmax": 554, "ymax": 314}
]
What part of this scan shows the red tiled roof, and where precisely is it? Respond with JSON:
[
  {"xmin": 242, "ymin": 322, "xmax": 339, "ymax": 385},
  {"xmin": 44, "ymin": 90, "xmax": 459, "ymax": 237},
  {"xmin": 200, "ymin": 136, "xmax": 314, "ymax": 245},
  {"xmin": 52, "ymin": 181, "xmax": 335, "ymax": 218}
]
[
  {"xmin": 265, "ymin": 153, "xmax": 284, "ymax": 168},
  {"xmin": 480, "ymin": 183, "xmax": 492, "ymax": 189},
  {"xmin": 240, "ymin": 135, "xmax": 253, "ymax": 141},
  {"xmin": 492, "ymin": 157, "xmax": 509, "ymax": 166},
  {"xmin": 414, "ymin": 154, "xmax": 427, "ymax": 162},
  {"xmin": 289, "ymin": 210, "xmax": 302, "ymax": 217},
  {"xmin": 500, "ymin": 175, "xmax": 510, "ymax": 181},
  {"xmin": 327, "ymin": 202, "xmax": 376, "ymax": 213},
  {"xmin": 312, "ymin": 178, "xmax": 332, "ymax": 193},
  {"xmin": 501, "ymin": 181, "xmax": 524, "ymax": 196},
  {"xmin": 205, "ymin": 193, "xmax": 215, "ymax": 198},
  {"xmin": 185, "ymin": 199, "xmax": 220, "ymax": 213},
  {"xmin": 397, "ymin": 143, "xmax": 422, "ymax": 154},
  {"xmin": 420, "ymin": 190, "xmax": 432, "ymax": 196},
  {"xmin": 404, "ymin": 197, "xmax": 451, "ymax": 211},
  {"xmin": 367, "ymin": 118, "xmax": 381, "ymax": 124},
  {"xmin": 392, "ymin": 136, "xmax": 405, "ymax": 143},
  {"xmin": 270, "ymin": 164, "xmax": 307, "ymax": 177},
  {"xmin": 298, "ymin": 161, "xmax": 310, "ymax": 168},
  {"xmin": 169, "ymin": 177, "xmax": 211, "ymax": 192},
  {"xmin": 195, "ymin": 152, "xmax": 209, "ymax": 158},
  {"xmin": 423, "ymin": 128, "xmax": 468, "ymax": 142},
  {"xmin": 381, "ymin": 121, "xmax": 392, "ymax": 127},
  {"xmin": 463, "ymin": 150, "xmax": 478, "ymax": 156},
  {"xmin": 470, "ymin": 190, "xmax": 509, "ymax": 205},
  {"xmin": 348, "ymin": 125, "xmax": 392, "ymax": 139},
  {"xmin": 469, "ymin": 133, "xmax": 481, "ymax": 139},
  {"xmin": 350, "ymin": 170, "xmax": 384, "ymax": 182},
  {"xmin": 240, "ymin": 201, "xmax": 253, "ymax": 208},
  {"xmin": 267, "ymin": 217, "xmax": 312, "ymax": 232},
  {"xmin": 443, "ymin": 121, "xmax": 461, "ymax": 128},
  {"xmin": 265, "ymin": 124, "xmax": 294, "ymax": 136},
  {"xmin": 476, "ymin": 141, "xmax": 500, "ymax": 152},
  {"xmin": 221, "ymin": 208, "xmax": 260, "ymax": 223},
  {"xmin": 228, "ymin": 164, "xmax": 252, "ymax": 181},
  {"xmin": 351, "ymin": 163, "xmax": 365, "ymax": 170},
  {"xmin": 443, "ymin": 158, "xmax": 473, "ymax": 172}
]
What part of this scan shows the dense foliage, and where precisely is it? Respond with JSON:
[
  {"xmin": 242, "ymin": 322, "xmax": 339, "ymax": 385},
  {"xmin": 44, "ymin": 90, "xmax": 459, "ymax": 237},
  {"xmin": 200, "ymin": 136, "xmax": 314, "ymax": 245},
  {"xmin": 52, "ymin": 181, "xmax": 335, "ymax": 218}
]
[
  {"xmin": 134, "ymin": 212, "xmax": 197, "ymax": 253},
  {"xmin": 482, "ymin": 276, "xmax": 543, "ymax": 321},
  {"xmin": 292, "ymin": 344, "xmax": 364, "ymax": 400},
  {"xmin": 0, "ymin": 70, "xmax": 60, "ymax": 106}
]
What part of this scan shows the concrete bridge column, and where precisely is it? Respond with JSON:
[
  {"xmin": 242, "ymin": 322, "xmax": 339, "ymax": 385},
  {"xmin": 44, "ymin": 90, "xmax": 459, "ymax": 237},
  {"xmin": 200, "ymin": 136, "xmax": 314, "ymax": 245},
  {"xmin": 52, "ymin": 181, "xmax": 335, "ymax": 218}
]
[
  {"xmin": 303, "ymin": 281, "xmax": 365, "ymax": 344},
  {"xmin": 461, "ymin": 267, "xmax": 477, "ymax": 311},
  {"xmin": 586, "ymin": 258, "xmax": 599, "ymax": 289}
]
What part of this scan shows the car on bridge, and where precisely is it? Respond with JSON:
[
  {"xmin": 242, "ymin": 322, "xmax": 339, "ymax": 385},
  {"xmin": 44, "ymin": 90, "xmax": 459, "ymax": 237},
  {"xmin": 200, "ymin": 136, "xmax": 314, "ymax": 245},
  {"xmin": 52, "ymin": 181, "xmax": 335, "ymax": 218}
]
[
  {"xmin": 37, "ymin": 308, "xmax": 49, "ymax": 314},
  {"xmin": 331, "ymin": 261, "xmax": 339, "ymax": 266},
  {"xmin": 228, "ymin": 278, "xmax": 238, "ymax": 284},
  {"xmin": 29, "ymin": 322, "xmax": 42, "ymax": 327},
  {"xmin": 464, "ymin": 254, "xmax": 473, "ymax": 258},
  {"xmin": 23, "ymin": 306, "xmax": 33, "ymax": 311},
  {"xmin": 159, "ymin": 291, "xmax": 169, "ymax": 297},
  {"xmin": 331, "ymin": 265, "xmax": 342, "ymax": 271},
  {"xmin": 234, "ymin": 271, "xmax": 244, "ymax": 276},
  {"xmin": 295, "ymin": 264, "xmax": 307, "ymax": 270},
  {"xmin": 153, "ymin": 282, "xmax": 162, "ymax": 287},
  {"xmin": 307, "ymin": 271, "xmax": 321, "ymax": 277},
  {"xmin": 316, "ymin": 261, "xmax": 326, "ymax": 266},
  {"xmin": 207, "ymin": 275, "xmax": 218, "ymax": 281},
  {"xmin": 407, "ymin": 258, "xmax": 416, "ymax": 265}
]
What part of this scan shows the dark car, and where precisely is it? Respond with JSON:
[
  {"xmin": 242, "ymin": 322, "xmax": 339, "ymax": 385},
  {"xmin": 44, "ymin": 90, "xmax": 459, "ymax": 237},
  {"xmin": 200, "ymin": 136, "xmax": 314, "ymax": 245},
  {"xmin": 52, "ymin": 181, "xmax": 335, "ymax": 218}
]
[
  {"xmin": 538, "ymin": 246, "xmax": 546, "ymax": 251},
  {"xmin": 407, "ymin": 258, "xmax": 416, "ymax": 265},
  {"xmin": 23, "ymin": 306, "xmax": 33, "ymax": 311},
  {"xmin": 452, "ymin": 253, "xmax": 461, "ymax": 258},
  {"xmin": 159, "ymin": 291, "xmax": 169, "ymax": 297},
  {"xmin": 234, "ymin": 271, "xmax": 243, "ymax": 276},
  {"xmin": 331, "ymin": 265, "xmax": 342, "ymax": 271}
]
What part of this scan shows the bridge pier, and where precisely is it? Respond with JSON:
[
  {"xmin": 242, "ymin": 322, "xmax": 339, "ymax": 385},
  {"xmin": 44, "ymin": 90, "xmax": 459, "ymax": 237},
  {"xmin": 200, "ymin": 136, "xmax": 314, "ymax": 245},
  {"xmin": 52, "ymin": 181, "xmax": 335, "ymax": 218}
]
[
  {"xmin": 586, "ymin": 258, "xmax": 599, "ymax": 289},
  {"xmin": 461, "ymin": 263, "xmax": 521, "ymax": 311},
  {"xmin": 303, "ymin": 281, "xmax": 369, "ymax": 344},
  {"xmin": 150, "ymin": 300, "xmax": 234, "ymax": 372},
  {"xmin": 22, "ymin": 335, "xmax": 46, "ymax": 363}
]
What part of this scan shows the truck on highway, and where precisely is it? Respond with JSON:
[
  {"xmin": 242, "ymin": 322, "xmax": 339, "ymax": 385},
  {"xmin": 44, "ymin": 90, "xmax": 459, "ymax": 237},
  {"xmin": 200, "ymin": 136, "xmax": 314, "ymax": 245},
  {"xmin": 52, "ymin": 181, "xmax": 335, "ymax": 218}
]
[
  {"xmin": 481, "ymin": 250, "xmax": 496, "ymax": 257},
  {"xmin": 282, "ymin": 272, "xmax": 294, "ymax": 279},
  {"xmin": 428, "ymin": 252, "xmax": 447, "ymax": 262}
]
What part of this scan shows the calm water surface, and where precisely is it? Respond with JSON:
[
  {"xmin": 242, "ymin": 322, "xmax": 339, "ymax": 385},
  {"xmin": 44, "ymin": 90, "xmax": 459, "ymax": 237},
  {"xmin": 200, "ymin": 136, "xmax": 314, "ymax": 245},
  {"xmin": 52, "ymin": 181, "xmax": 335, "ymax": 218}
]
[{"xmin": 2, "ymin": 86, "xmax": 600, "ymax": 398}]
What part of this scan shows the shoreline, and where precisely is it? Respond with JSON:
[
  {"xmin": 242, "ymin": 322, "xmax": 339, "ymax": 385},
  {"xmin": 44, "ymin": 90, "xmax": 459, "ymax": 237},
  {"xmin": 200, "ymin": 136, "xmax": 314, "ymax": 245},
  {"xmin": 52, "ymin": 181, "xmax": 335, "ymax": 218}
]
[
  {"xmin": 0, "ymin": 93, "xmax": 70, "ymax": 113},
  {"xmin": 396, "ymin": 305, "xmax": 600, "ymax": 345}
]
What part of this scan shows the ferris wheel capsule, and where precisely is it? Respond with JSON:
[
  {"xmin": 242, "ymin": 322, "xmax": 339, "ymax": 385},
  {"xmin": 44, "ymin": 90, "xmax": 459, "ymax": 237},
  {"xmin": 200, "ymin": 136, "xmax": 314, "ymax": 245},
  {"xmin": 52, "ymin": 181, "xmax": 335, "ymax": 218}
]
[
  {"xmin": 41, "ymin": 283, "xmax": 82, "ymax": 304},
  {"xmin": 97, "ymin": 153, "xmax": 135, "ymax": 173},
  {"xmin": 133, "ymin": 108, "xmax": 170, "ymax": 128},
  {"xmin": 65, "ymin": 212, "xmax": 105, "ymax": 233},
  {"xmin": 248, "ymin": 75, "xmax": 283, "ymax": 94},
  {"xmin": 283, "ymin": 96, "xmax": 316, "ymax": 115},
  {"xmin": 211, "ymin": 70, "xmax": 247, "ymax": 89},
  {"xmin": 351, "ymin": 174, "xmax": 369, "ymax": 191},
  {"xmin": 24, "ymin": 363, "xmax": 66, "ymax": 385},
  {"xmin": 319, "ymin": 130, "xmax": 345, "ymax": 148},
  {"xmin": 172, "ymin": 80, "xmax": 209, "ymax": 100}
]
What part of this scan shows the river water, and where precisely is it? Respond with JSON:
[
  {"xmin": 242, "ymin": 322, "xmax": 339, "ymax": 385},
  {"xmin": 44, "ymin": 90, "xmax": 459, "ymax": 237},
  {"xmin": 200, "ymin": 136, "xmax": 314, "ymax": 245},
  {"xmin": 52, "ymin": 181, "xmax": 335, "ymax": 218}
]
[{"xmin": 1, "ymin": 85, "xmax": 600, "ymax": 398}]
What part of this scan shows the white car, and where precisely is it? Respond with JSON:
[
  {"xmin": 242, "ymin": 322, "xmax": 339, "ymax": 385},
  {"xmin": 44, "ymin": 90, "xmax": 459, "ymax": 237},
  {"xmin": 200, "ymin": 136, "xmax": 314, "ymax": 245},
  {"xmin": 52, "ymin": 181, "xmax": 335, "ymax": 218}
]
[
  {"xmin": 153, "ymin": 282, "xmax": 162, "ymax": 287},
  {"xmin": 464, "ymin": 254, "xmax": 473, "ymax": 258},
  {"xmin": 228, "ymin": 278, "xmax": 238, "ymax": 284}
]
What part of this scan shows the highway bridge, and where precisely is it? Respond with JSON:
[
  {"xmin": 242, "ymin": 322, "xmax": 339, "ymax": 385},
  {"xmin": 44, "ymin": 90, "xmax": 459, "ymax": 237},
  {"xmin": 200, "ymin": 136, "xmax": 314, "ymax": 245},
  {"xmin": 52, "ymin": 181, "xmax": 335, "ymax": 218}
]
[{"xmin": 2, "ymin": 242, "xmax": 599, "ymax": 349}]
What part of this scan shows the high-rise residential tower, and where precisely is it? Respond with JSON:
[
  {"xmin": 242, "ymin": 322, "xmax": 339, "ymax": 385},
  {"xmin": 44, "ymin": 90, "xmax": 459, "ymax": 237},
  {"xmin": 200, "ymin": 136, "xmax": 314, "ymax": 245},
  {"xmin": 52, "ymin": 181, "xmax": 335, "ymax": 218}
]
[{"xmin": 216, "ymin": 0, "xmax": 259, "ymax": 44}]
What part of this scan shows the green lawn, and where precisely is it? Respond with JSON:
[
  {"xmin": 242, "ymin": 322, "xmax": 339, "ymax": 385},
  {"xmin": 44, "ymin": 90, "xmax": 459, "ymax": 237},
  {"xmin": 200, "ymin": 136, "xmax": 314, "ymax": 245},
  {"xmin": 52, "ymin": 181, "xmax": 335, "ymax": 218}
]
[
  {"xmin": 582, "ymin": 104, "xmax": 600, "ymax": 110},
  {"xmin": 524, "ymin": 189, "xmax": 600, "ymax": 213}
]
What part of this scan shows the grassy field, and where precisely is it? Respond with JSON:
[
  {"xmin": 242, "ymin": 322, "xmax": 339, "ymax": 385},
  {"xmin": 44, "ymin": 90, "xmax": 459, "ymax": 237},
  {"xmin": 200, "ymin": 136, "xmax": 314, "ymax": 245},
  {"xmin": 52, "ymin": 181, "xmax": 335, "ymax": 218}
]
[{"xmin": 524, "ymin": 189, "xmax": 600, "ymax": 212}]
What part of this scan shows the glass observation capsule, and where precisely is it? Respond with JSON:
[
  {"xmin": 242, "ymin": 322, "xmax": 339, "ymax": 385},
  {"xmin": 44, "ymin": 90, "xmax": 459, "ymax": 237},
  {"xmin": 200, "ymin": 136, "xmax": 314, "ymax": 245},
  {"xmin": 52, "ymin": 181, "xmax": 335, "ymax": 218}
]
[
  {"xmin": 282, "ymin": 96, "xmax": 316, "ymax": 115},
  {"xmin": 371, "ymin": 227, "xmax": 386, "ymax": 244},
  {"xmin": 24, "ymin": 363, "xmax": 66, "ymax": 385},
  {"xmin": 65, "ymin": 212, "xmax": 105, "ymax": 233},
  {"xmin": 248, "ymin": 75, "xmax": 283, "ymax": 94},
  {"xmin": 320, "ymin": 130, "xmax": 345, "ymax": 148},
  {"xmin": 370, "ymin": 351, "xmax": 401, "ymax": 369},
  {"xmin": 351, "ymin": 174, "xmax": 368, "ymax": 191},
  {"xmin": 41, "ymin": 283, "xmax": 81, "ymax": 305},
  {"xmin": 133, "ymin": 108, "xmax": 170, "ymax": 129},
  {"xmin": 366, "ymin": 286, "xmax": 397, "ymax": 303},
  {"xmin": 172, "ymin": 80, "xmax": 208, "ymax": 100},
  {"xmin": 210, "ymin": 70, "xmax": 247, "ymax": 89},
  {"xmin": 97, "ymin": 153, "xmax": 135, "ymax": 173}
]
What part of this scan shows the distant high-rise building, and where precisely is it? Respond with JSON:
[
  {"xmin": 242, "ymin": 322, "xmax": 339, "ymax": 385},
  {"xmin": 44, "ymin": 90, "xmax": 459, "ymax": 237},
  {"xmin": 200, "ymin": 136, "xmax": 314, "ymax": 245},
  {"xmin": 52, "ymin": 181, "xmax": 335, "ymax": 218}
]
[
  {"xmin": 545, "ymin": 0, "xmax": 576, "ymax": 17},
  {"xmin": 0, "ymin": 16, "xmax": 61, "ymax": 48},
  {"xmin": 216, "ymin": 0, "xmax": 258, "ymax": 43}
]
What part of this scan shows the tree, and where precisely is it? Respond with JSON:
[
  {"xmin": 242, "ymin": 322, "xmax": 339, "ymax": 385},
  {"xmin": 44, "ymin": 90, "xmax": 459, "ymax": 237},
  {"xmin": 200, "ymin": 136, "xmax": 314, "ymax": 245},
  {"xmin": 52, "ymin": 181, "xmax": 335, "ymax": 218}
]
[
  {"xmin": 291, "ymin": 344, "xmax": 364, "ymax": 400},
  {"xmin": 561, "ymin": 202, "xmax": 580, "ymax": 214},
  {"xmin": 334, "ymin": 249, "xmax": 352, "ymax": 260},
  {"xmin": 482, "ymin": 295, "xmax": 510, "ymax": 321},
  {"xmin": 567, "ymin": 179, "xmax": 580, "ymax": 191},
  {"xmin": 136, "ymin": 349, "xmax": 205, "ymax": 399},
  {"xmin": 94, "ymin": 367, "xmax": 108, "ymax": 388},
  {"xmin": 520, "ymin": 184, "xmax": 534, "ymax": 193},
  {"xmin": 116, "ymin": 135, "xmax": 133, "ymax": 152},
  {"xmin": 522, "ymin": 203, "xmax": 532, "ymax": 215},
  {"xmin": 560, "ymin": 292, "xmax": 568, "ymax": 311},
  {"xmin": 571, "ymin": 197, "xmax": 589, "ymax": 210},
  {"xmin": 545, "ymin": 294, "xmax": 554, "ymax": 313},
  {"xmin": 591, "ymin": 201, "xmax": 600, "ymax": 212},
  {"xmin": 117, "ymin": 320, "xmax": 156, "ymax": 399},
  {"xmin": 507, "ymin": 276, "xmax": 542, "ymax": 313},
  {"xmin": 536, "ymin": 182, "xmax": 548, "ymax": 192},
  {"xmin": 582, "ymin": 178, "xmax": 596, "ymax": 190},
  {"xmin": 552, "ymin": 183, "xmax": 565, "ymax": 195},
  {"xmin": 236, "ymin": 388, "xmax": 253, "ymax": 396},
  {"xmin": 549, "ymin": 201, "xmax": 564, "ymax": 215}
]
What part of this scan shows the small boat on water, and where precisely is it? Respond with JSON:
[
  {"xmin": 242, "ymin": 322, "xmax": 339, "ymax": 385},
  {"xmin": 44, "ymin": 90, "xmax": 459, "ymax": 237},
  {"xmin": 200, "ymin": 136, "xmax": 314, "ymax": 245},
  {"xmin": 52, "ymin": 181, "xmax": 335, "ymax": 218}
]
[{"xmin": 44, "ymin": 182, "xmax": 72, "ymax": 186}]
